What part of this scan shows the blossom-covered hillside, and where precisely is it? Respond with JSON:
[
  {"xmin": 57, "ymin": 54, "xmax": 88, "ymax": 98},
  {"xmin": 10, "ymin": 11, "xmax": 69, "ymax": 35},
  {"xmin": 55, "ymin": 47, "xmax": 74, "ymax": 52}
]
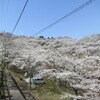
[{"xmin": 0, "ymin": 34, "xmax": 100, "ymax": 100}]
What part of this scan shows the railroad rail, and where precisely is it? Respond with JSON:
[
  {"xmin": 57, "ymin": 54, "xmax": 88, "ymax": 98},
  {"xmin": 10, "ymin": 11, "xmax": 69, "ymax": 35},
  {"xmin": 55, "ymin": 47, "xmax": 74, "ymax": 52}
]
[
  {"xmin": 0, "ymin": 69, "xmax": 36, "ymax": 100},
  {"xmin": 7, "ymin": 72, "xmax": 36, "ymax": 100}
]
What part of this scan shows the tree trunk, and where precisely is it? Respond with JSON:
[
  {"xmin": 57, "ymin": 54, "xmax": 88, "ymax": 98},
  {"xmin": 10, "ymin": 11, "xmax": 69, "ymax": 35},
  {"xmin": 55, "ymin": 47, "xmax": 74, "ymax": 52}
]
[{"xmin": 30, "ymin": 75, "xmax": 31, "ymax": 89}]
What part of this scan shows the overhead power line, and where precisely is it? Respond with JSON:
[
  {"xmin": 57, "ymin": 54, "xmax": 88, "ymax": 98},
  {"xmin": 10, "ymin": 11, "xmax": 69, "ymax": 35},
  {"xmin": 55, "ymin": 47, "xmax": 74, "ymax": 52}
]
[
  {"xmin": 12, "ymin": 0, "xmax": 29, "ymax": 33},
  {"xmin": 33, "ymin": 0, "xmax": 96, "ymax": 37}
]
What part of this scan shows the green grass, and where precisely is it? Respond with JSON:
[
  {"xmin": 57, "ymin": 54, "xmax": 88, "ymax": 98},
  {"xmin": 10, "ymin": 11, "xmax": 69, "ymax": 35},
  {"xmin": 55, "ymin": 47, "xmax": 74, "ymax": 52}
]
[
  {"xmin": 35, "ymin": 79, "xmax": 61, "ymax": 95},
  {"xmin": 33, "ymin": 78, "xmax": 74, "ymax": 100}
]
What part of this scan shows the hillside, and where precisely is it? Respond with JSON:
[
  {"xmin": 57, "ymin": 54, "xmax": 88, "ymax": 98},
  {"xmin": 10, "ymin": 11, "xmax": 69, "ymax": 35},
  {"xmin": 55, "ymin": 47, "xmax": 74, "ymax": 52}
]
[{"xmin": 0, "ymin": 34, "xmax": 100, "ymax": 100}]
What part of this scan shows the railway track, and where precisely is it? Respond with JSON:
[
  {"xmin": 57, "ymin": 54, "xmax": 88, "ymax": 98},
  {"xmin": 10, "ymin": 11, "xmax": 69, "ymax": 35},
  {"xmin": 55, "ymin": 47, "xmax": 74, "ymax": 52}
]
[
  {"xmin": 0, "ymin": 72, "xmax": 36, "ymax": 100},
  {"xmin": 6, "ymin": 72, "xmax": 36, "ymax": 100}
]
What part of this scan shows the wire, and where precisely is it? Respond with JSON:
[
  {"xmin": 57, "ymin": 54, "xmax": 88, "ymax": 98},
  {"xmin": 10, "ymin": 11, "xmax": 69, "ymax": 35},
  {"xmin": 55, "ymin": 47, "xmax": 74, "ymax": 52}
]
[
  {"xmin": 12, "ymin": 0, "xmax": 29, "ymax": 34},
  {"xmin": 33, "ymin": 0, "xmax": 96, "ymax": 37}
]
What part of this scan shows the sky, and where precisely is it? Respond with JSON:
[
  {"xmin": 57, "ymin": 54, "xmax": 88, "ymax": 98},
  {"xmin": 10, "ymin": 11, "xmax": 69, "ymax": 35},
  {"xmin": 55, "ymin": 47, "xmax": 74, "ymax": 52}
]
[{"xmin": 0, "ymin": 0, "xmax": 100, "ymax": 39}]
